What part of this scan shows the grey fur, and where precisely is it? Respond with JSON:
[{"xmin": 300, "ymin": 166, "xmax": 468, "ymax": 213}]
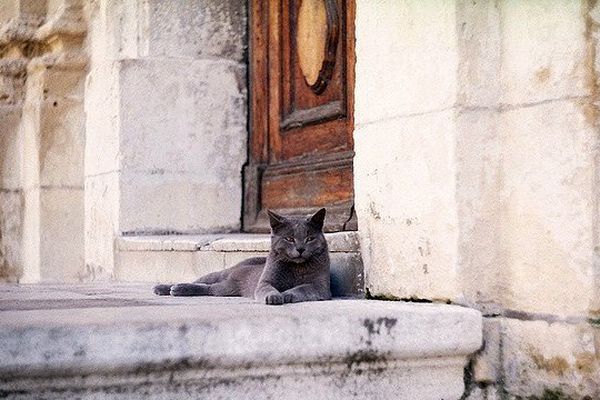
[{"xmin": 153, "ymin": 208, "xmax": 332, "ymax": 305}]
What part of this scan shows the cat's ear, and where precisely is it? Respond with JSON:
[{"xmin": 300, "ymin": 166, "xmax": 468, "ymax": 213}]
[
  {"xmin": 267, "ymin": 209, "xmax": 286, "ymax": 230},
  {"xmin": 308, "ymin": 208, "xmax": 326, "ymax": 230}
]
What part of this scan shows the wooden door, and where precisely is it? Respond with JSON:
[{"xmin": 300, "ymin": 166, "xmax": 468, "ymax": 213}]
[{"xmin": 244, "ymin": 0, "xmax": 356, "ymax": 232}]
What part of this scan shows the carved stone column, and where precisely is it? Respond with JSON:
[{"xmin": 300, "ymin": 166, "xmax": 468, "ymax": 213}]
[{"xmin": 1, "ymin": 0, "xmax": 87, "ymax": 283}]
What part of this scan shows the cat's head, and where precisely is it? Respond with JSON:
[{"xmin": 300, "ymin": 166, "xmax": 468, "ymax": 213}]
[{"xmin": 267, "ymin": 208, "xmax": 327, "ymax": 264}]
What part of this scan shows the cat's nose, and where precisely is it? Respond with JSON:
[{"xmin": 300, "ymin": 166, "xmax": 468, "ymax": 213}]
[{"xmin": 297, "ymin": 248, "xmax": 305, "ymax": 255}]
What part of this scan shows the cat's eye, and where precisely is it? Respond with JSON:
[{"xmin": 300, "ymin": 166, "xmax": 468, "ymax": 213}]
[
  {"xmin": 284, "ymin": 237, "xmax": 295, "ymax": 243},
  {"xmin": 306, "ymin": 236, "xmax": 315, "ymax": 242}
]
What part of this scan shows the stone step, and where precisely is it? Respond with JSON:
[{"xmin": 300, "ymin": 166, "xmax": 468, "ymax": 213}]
[
  {"xmin": 0, "ymin": 284, "xmax": 482, "ymax": 400},
  {"xmin": 115, "ymin": 232, "xmax": 364, "ymax": 297}
]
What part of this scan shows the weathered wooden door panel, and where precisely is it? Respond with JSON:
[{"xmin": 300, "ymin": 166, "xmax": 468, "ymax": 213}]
[{"xmin": 245, "ymin": 0, "xmax": 355, "ymax": 232}]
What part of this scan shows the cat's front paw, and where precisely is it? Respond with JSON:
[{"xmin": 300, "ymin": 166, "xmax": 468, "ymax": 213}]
[
  {"xmin": 153, "ymin": 284, "xmax": 172, "ymax": 296},
  {"xmin": 265, "ymin": 292, "xmax": 284, "ymax": 305},
  {"xmin": 170, "ymin": 283, "xmax": 209, "ymax": 296}
]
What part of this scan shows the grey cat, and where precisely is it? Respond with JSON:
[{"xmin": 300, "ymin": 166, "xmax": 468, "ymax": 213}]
[{"xmin": 153, "ymin": 208, "xmax": 331, "ymax": 305}]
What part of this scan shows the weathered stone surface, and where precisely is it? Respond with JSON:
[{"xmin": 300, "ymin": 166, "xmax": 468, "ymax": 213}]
[
  {"xmin": 456, "ymin": 0, "xmax": 502, "ymax": 108},
  {"xmin": 354, "ymin": 110, "xmax": 459, "ymax": 301},
  {"xmin": 83, "ymin": 0, "xmax": 249, "ymax": 278},
  {"xmin": 355, "ymin": 0, "xmax": 457, "ymax": 126},
  {"xmin": 354, "ymin": 0, "xmax": 457, "ymax": 125},
  {"xmin": 38, "ymin": 94, "xmax": 84, "ymax": 187},
  {"xmin": 0, "ymin": 109, "xmax": 22, "ymax": 190},
  {"xmin": 84, "ymin": 172, "xmax": 119, "ymax": 282},
  {"xmin": 455, "ymin": 109, "xmax": 505, "ymax": 314},
  {"xmin": 118, "ymin": 59, "xmax": 246, "ymax": 173},
  {"xmin": 472, "ymin": 318, "xmax": 501, "ymax": 384},
  {"xmin": 0, "ymin": 191, "xmax": 23, "ymax": 283},
  {"xmin": 116, "ymin": 251, "xmax": 200, "ymax": 283},
  {"xmin": 0, "ymin": 284, "xmax": 482, "ymax": 400},
  {"xmin": 117, "ymin": 58, "xmax": 246, "ymax": 234},
  {"xmin": 500, "ymin": 318, "xmax": 600, "ymax": 399},
  {"xmin": 499, "ymin": 0, "xmax": 589, "ymax": 105},
  {"xmin": 464, "ymin": 386, "xmax": 501, "ymax": 400},
  {"xmin": 118, "ymin": 234, "xmax": 221, "ymax": 252},
  {"xmin": 498, "ymin": 100, "xmax": 595, "ymax": 317},
  {"xmin": 146, "ymin": 0, "xmax": 247, "ymax": 62},
  {"xmin": 38, "ymin": 188, "xmax": 84, "ymax": 282}
]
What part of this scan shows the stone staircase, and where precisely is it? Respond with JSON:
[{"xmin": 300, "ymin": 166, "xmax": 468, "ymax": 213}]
[
  {"xmin": 115, "ymin": 232, "xmax": 364, "ymax": 297},
  {"xmin": 0, "ymin": 284, "xmax": 482, "ymax": 399},
  {"xmin": 0, "ymin": 233, "xmax": 483, "ymax": 399}
]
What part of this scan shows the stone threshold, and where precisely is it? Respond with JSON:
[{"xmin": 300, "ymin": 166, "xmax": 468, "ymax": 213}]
[
  {"xmin": 115, "ymin": 232, "xmax": 364, "ymax": 297},
  {"xmin": 117, "ymin": 231, "xmax": 361, "ymax": 253},
  {"xmin": 0, "ymin": 283, "xmax": 482, "ymax": 400}
]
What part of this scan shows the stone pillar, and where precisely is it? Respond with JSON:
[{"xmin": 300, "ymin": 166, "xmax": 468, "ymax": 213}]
[
  {"xmin": 19, "ymin": 0, "xmax": 87, "ymax": 282},
  {"xmin": 0, "ymin": 0, "xmax": 45, "ymax": 282},
  {"xmin": 84, "ymin": 0, "xmax": 248, "ymax": 278},
  {"xmin": 353, "ymin": 0, "xmax": 461, "ymax": 301},
  {"xmin": 354, "ymin": 0, "xmax": 600, "ymax": 398}
]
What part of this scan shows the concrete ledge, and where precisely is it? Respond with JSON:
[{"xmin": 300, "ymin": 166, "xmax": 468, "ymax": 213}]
[
  {"xmin": 117, "ymin": 232, "xmax": 361, "ymax": 253},
  {"xmin": 0, "ymin": 284, "xmax": 482, "ymax": 399}
]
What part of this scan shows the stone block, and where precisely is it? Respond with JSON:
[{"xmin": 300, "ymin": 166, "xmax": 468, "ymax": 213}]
[
  {"xmin": 117, "ymin": 58, "xmax": 246, "ymax": 233},
  {"xmin": 456, "ymin": 0, "xmax": 502, "ymax": 108},
  {"xmin": 116, "ymin": 251, "xmax": 198, "ymax": 283},
  {"xmin": 83, "ymin": 63, "xmax": 120, "ymax": 176},
  {"xmin": 0, "ymin": 284, "xmax": 483, "ymax": 400},
  {"xmin": 498, "ymin": 100, "xmax": 595, "ymax": 316},
  {"xmin": 499, "ymin": 0, "xmax": 588, "ymax": 105},
  {"xmin": 0, "ymin": 1, "xmax": 18, "ymax": 22},
  {"xmin": 194, "ymin": 250, "xmax": 227, "ymax": 278},
  {"xmin": 20, "ymin": 187, "xmax": 40, "ymax": 283},
  {"xmin": 355, "ymin": 0, "xmax": 458, "ymax": 125},
  {"xmin": 117, "ymin": 235, "xmax": 221, "ymax": 252},
  {"xmin": 0, "ymin": 108, "xmax": 22, "ymax": 189},
  {"xmin": 84, "ymin": 172, "xmax": 119, "ymax": 281},
  {"xmin": 39, "ymin": 187, "xmax": 84, "ymax": 282},
  {"xmin": 39, "ymin": 99, "xmax": 84, "ymax": 187},
  {"xmin": 0, "ymin": 190, "xmax": 23, "ymax": 282},
  {"xmin": 119, "ymin": 171, "xmax": 241, "ymax": 234},
  {"xmin": 44, "ymin": 68, "xmax": 85, "ymax": 99},
  {"xmin": 146, "ymin": 0, "xmax": 247, "ymax": 62},
  {"xmin": 326, "ymin": 231, "xmax": 361, "ymax": 252},
  {"xmin": 354, "ymin": 110, "xmax": 459, "ymax": 301},
  {"xmin": 455, "ymin": 109, "xmax": 504, "ymax": 313},
  {"xmin": 119, "ymin": 58, "xmax": 246, "ymax": 173},
  {"xmin": 202, "ymin": 234, "xmax": 271, "ymax": 252},
  {"xmin": 472, "ymin": 318, "xmax": 501, "ymax": 384},
  {"xmin": 500, "ymin": 318, "xmax": 599, "ymax": 399}
]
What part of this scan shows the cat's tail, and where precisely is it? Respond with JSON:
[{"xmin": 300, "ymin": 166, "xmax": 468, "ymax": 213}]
[{"xmin": 153, "ymin": 284, "xmax": 172, "ymax": 295}]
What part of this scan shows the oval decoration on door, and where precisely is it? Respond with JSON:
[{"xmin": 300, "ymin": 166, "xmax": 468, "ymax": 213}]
[{"xmin": 297, "ymin": 0, "xmax": 339, "ymax": 94}]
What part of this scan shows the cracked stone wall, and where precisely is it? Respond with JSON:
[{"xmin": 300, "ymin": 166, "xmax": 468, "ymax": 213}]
[
  {"xmin": 1, "ymin": 0, "xmax": 247, "ymax": 282},
  {"xmin": 84, "ymin": 0, "xmax": 248, "ymax": 279},
  {"xmin": 354, "ymin": 0, "xmax": 600, "ymax": 398},
  {"xmin": 0, "ymin": 0, "xmax": 87, "ymax": 283}
]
